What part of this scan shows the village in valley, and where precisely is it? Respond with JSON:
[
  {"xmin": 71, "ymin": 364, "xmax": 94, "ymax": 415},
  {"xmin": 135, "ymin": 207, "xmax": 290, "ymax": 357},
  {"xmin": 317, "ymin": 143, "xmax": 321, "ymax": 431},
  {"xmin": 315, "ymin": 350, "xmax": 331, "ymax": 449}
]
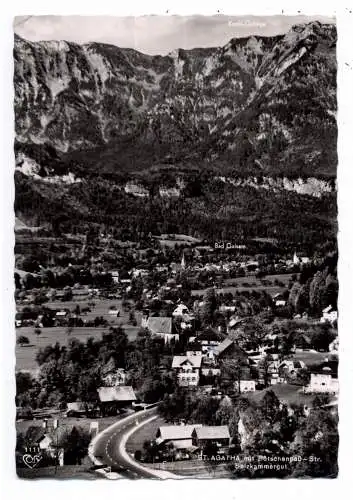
[
  {"xmin": 15, "ymin": 225, "xmax": 339, "ymax": 479},
  {"xmin": 13, "ymin": 15, "xmax": 339, "ymax": 480}
]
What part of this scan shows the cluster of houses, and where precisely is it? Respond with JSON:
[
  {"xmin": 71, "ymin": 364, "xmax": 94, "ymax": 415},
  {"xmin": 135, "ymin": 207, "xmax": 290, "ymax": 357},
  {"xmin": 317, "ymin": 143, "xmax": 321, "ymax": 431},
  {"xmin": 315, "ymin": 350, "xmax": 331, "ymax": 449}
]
[
  {"xmin": 137, "ymin": 299, "xmax": 338, "ymax": 397},
  {"xmin": 132, "ymin": 299, "xmax": 339, "ymax": 397}
]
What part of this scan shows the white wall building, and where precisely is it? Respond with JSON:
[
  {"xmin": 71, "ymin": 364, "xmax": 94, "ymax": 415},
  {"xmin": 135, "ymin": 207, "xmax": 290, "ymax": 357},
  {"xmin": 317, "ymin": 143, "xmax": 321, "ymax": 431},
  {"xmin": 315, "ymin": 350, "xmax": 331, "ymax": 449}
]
[
  {"xmin": 303, "ymin": 373, "xmax": 339, "ymax": 394},
  {"xmin": 172, "ymin": 355, "xmax": 202, "ymax": 387}
]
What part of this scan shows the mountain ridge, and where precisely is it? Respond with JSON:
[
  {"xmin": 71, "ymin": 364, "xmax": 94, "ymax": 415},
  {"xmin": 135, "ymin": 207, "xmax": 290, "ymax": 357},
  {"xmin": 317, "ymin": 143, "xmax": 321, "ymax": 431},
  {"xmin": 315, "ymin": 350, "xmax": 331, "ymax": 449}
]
[{"xmin": 14, "ymin": 21, "xmax": 337, "ymax": 179}]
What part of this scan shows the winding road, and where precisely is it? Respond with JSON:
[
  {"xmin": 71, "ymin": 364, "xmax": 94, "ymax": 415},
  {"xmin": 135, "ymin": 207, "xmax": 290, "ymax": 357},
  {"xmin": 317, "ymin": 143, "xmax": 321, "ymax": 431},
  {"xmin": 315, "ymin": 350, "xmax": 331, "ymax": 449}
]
[{"xmin": 91, "ymin": 407, "xmax": 182, "ymax": 479}]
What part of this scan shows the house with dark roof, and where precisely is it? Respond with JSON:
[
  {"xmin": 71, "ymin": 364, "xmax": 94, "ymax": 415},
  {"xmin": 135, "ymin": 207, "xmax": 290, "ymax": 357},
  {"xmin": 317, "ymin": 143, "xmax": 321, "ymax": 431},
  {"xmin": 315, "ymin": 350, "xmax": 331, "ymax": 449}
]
[
  {"xmin": 192, "ymin": 425, "xmax": 230, "ymax": 450},
  {"xmin": 146, "ymin": 316, "xmax": 178, "ymax": 343},
  {"xmin": 214, "ymin": 339, "xmax": 248, "ymax": 363}
]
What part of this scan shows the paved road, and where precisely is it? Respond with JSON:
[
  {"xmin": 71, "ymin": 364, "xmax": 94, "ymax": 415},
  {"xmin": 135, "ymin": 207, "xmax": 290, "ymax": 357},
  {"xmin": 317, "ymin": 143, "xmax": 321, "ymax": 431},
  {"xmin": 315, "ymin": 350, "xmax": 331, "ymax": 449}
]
[{"xmin": 92, "ymin": 407, "xmax": 164, "ymax": 479}]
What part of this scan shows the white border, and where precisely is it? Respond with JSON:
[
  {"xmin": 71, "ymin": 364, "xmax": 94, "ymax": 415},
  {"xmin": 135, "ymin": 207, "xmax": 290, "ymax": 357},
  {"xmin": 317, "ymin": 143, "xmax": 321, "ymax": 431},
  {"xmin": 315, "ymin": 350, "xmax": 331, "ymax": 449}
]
[{"xmin": 1, "ymin": 1, "xmax": 353, "ymax": 499}]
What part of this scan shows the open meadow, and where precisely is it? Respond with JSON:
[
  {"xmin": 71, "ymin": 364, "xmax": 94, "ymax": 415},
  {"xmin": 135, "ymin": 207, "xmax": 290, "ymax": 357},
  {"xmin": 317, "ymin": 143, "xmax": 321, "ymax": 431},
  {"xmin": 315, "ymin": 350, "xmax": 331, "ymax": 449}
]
[{"xmin": 16, "ymin": 298, "xmax": 142, "ymax": 372}]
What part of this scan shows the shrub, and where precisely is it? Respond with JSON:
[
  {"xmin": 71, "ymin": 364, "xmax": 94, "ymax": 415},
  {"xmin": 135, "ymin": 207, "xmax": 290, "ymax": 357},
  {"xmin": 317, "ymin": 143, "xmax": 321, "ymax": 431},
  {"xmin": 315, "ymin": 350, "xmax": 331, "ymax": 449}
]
[{"xmin": 17, "ymin": 335, "xmax": 30, "ymax": 346}]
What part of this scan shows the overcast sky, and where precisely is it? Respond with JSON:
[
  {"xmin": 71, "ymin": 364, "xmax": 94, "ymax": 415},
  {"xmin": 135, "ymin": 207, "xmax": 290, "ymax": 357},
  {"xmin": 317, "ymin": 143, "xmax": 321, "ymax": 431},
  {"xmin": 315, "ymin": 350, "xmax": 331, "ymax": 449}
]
[{"xmin": 14, "ymin": 15, "xmax": 335, "ymax": 55}]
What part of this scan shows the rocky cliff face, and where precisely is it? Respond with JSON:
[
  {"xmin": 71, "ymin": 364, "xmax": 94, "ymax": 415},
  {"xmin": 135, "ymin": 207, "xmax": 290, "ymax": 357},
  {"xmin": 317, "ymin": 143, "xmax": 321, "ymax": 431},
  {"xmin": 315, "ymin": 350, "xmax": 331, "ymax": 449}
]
[{"xmin": 14, "ymin": 21, "xmax": 337, "ymax": 180}]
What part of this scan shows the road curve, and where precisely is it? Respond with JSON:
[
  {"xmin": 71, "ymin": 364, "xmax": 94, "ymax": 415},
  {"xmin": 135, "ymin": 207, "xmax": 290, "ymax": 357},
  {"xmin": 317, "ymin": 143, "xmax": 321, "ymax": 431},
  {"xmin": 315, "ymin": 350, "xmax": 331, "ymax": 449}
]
[{"xmin": 90, "ymin": 407, "xmax": 182, "ymax": 479}]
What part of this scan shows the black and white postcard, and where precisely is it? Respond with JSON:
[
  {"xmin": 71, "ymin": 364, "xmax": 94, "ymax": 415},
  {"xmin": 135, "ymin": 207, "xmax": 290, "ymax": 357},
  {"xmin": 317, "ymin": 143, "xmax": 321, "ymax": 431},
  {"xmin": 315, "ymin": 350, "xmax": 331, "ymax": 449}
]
[{"xmin": 11, "ymin": 9, "xmax": 341, "ymax": 482}]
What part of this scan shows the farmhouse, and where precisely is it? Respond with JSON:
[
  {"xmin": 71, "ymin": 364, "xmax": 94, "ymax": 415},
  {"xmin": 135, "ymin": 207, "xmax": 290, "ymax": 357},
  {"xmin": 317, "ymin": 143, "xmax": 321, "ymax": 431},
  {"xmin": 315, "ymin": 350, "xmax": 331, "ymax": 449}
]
[
  {"xmin": 108, "ymin": 308, "xmax": 120, "ymax": 317},
  {"xmin": 97, "ymin": 386, "xmax": 137, "ymax": 415},
  {"xmin": 192, "ymin": 426, "xmax": 230, "ymax": 450},
  {"xmin": 15, "ymin": 312, "xmax": 24, "ymax": 327},
  {"xmin": 156, "ymin": 425, "xmax": 202, "ymax": 450},
  {"xmin": 201, "ymin": 357, "xmax": 221, "ymax": 377},
  {"xmin": 101, "ymin": 364, "xmax": 127, "ymax": 387}
]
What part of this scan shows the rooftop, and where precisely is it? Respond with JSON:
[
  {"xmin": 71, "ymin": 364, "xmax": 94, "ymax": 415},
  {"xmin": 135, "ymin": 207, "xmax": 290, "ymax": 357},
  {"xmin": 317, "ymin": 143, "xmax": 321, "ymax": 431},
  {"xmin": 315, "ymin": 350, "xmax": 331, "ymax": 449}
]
[
  {"xmin": 157, "ymin": 425, "xmax": 202, "ymax": 441},
  {"xmin": 97, "ymin": 386, "xmax": 136, "ymax": 402},
  {"xmin": 193, "ymin": 425, "xmax": 230, "ymax": 440},
  {"xmin": 172, "ymin": 355, "xmax": 202, "ymax": 369},
  {"xmin": 147, "ymin": 316, "xmax": 172, "ymax": 335}
]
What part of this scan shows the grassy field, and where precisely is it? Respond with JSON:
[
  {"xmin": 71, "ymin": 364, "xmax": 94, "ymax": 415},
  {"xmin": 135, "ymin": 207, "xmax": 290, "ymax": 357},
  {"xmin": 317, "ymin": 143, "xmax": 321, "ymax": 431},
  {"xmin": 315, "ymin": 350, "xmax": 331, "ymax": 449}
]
[
  {"xmin": 293, "ymin": 350, "xmax": 331, "ymax": 367},
  {"xmin": 16, "ymin": 298, "xmax": 142, "ymax": 372}
]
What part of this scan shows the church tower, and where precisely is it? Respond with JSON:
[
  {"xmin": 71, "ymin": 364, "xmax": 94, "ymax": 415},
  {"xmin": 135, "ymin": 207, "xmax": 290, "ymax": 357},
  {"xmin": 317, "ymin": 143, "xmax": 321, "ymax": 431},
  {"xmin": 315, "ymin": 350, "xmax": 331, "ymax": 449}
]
[{"xmin": 181, "ymin": 251, "xmax": 186, "ymax": 270}]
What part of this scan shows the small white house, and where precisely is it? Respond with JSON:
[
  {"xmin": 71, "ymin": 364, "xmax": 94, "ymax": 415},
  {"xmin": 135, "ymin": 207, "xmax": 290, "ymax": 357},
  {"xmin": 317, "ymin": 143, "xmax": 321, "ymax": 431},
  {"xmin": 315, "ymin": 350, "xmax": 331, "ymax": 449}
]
[{"xmin": 303, "ymin": 372, "xmax": 339, "ymax": 394}]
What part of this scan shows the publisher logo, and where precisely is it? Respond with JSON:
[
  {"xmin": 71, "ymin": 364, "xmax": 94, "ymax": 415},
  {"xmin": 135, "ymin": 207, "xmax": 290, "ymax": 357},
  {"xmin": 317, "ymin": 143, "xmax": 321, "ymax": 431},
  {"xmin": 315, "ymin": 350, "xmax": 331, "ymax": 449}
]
[{"xmin": 22, "ymin": 452, "xmax": 43, "ymax": 469}]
